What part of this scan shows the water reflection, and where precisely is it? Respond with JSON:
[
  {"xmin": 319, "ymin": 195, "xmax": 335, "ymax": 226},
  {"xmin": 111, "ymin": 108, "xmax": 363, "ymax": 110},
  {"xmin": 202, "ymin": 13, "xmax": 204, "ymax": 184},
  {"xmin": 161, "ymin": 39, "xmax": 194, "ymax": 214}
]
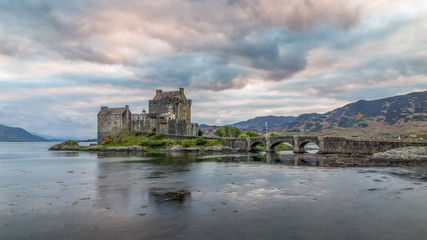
[{"xmin": 1, "ymin": 143, "xmax": 427, "ymax": 240}]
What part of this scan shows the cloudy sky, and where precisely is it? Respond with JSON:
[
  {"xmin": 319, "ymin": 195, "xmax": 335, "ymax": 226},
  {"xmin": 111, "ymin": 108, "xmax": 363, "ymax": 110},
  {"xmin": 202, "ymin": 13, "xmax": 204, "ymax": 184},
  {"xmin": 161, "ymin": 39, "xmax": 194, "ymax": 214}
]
[{"xmin": 0, "ymin": 0, "xmax": 426, "ymax": 138}]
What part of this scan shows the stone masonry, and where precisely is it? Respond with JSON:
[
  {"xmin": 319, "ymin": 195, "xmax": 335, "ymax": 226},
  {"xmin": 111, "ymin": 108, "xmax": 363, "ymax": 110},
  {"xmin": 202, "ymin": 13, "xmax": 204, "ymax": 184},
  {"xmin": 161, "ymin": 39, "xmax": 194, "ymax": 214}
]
[
  {"xmin": 97, "ymin": 88, "xmax": 198, "ymax": 144},
  {"xmin": 225, "ymin": 136, "xmax": 427, "ymax": 155}
]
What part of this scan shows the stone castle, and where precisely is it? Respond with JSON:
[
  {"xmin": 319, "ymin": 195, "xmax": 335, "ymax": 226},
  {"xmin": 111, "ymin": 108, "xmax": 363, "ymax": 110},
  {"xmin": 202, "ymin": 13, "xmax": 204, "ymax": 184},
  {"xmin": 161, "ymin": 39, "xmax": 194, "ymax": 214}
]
[{"xmin": 97, "ymin": 88, "xmax": 198, "ymax": 144}]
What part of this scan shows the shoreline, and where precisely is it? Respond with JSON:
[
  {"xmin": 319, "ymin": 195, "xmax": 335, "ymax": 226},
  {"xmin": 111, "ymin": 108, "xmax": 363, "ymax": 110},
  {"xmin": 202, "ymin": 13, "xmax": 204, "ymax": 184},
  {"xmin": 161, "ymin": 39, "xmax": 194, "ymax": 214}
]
[
  {"xmin": 49, "ymin": 142, "xmax": 427, "ymax": 162},
  {"xmin": 48, "ymin": 141, "xmax": 237, "ymax": 153}
]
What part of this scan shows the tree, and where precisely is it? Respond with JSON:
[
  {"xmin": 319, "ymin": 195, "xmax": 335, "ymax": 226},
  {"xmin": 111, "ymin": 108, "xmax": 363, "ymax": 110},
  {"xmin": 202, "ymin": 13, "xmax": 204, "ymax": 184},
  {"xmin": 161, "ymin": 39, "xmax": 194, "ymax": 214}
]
[
  {"xmin": 223, "ymin": 126, "xmax": 230, "ymax": 137},
  {"xmin": 198, "ymin": 129, "xmax": 203, "ymax": 136},
  {"xmin": 245, "ymin": 130, "xmax": 261, "ymax": 137},
  {"xmin": 231, "ymin": 127, "xmax": 242, "ymax": 138},
  {"xmin": 214, "ymin": 128, "xmax": 224, "ymax": 138}
]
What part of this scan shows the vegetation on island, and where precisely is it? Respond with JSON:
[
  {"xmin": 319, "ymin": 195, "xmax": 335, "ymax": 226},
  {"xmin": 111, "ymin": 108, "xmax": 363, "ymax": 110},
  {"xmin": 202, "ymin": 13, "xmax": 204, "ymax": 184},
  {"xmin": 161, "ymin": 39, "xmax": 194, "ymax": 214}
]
[{"xmin": 100, "ymin": 132, "xmax": 225, "ymax": 150}]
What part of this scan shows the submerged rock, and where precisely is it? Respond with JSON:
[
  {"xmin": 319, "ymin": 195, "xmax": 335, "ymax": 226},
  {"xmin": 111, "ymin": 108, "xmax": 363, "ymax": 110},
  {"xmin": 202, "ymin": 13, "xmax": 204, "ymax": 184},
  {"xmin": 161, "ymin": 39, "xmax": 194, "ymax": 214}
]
[{"xmin": 371, "ymin": 147, "xmax": 427, "ymax": 162}]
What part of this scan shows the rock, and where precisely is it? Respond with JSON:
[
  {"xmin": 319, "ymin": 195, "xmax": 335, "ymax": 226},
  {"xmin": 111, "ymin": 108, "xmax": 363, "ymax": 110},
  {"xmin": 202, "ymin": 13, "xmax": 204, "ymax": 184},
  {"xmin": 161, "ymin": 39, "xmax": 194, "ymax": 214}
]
[
  {"xmin": 181, "ymin": 147, "xmax": 199, "ymax": 152},
  {"xmin": 85, "ymin": 146, "xmax": 100, "ymax": 151},
  {"xmin": 167, "ymin": 145, "xmax": 183, "ymax": 151},
  {"xmin": 49, "ymin": 141, "xmax": 80, "ymax": 151},
  {"xmin": 371, "ymin": 147, "xmax": 427, "ymax": 162},
  {"xmin": 97, "ymin": 146, "xmax": 145, "ymax": 152},
  {"xmin": 205, "ymin": 146, "xmax": 233, "ymax": 152},
  {"xmin": 167, "ymin": 145, "xmax": 200, "ymax": 152}
]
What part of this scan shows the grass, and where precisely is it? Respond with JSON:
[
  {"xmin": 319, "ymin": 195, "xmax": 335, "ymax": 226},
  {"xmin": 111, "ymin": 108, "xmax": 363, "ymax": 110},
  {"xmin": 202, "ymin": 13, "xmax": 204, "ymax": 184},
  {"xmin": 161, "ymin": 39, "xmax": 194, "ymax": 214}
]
[{"xmin": 97, "ymin": 132, "xmax": 225, "ymax": 150}]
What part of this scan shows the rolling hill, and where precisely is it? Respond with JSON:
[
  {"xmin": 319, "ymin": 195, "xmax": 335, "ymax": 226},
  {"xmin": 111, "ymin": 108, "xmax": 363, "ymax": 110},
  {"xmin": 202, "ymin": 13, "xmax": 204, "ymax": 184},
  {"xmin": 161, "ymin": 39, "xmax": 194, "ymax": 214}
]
[{"xmin": 0, "ymin": 124, "xmax": 48, "ymax": 142}]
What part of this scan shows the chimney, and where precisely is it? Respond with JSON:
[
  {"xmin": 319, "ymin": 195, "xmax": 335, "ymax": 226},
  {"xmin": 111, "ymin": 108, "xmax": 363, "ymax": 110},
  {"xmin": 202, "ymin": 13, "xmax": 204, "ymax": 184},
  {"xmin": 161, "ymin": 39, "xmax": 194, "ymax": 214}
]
[
  {"xmin": 179, "ymin": 87, "xmax": 184, "ymax": 97},
  {"xmin": 156, "ymin": 89, "xmax": 162, "ymax": 95}
]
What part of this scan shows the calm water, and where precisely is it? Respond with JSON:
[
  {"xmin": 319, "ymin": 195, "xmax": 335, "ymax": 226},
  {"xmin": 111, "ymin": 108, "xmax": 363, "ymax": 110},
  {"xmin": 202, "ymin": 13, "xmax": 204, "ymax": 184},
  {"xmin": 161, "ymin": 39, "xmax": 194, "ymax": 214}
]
[{"xmin": 0, "ymin": 142, "xmax": 426, "ymax": 240}]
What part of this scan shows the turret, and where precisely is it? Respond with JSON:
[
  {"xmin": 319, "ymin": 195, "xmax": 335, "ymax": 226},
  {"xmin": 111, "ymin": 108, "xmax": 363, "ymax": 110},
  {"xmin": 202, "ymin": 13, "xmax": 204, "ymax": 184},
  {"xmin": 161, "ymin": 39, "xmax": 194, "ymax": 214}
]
[{"xmin": 168, "ymin": 105, "xmax": 174, "ymax": 114}]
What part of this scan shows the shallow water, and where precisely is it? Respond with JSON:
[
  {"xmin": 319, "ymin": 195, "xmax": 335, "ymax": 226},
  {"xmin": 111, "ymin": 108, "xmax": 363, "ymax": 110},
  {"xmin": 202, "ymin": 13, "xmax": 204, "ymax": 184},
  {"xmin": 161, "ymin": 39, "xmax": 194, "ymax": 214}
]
[{"xmin": 0, "ymin": 142, "xmax": 426, "ymax": 240}]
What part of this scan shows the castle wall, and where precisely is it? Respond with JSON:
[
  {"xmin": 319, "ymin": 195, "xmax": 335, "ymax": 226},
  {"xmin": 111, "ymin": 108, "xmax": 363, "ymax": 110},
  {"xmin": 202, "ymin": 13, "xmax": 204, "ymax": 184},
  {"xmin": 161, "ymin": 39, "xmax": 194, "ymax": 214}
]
[
  {"xmin": 98, "ymin": 113, "xmax": 130, "ymax": 144},
  {"xmin": 189, "ymin": 123, "xmax": 198, "ymax": 136},
  {"xmin": 131, "ymin": 114, "xmax": 149, "ymax": 132},
  {"xmin": 178, "ymin": 100, "xmax": 191, "ymax": 121}
]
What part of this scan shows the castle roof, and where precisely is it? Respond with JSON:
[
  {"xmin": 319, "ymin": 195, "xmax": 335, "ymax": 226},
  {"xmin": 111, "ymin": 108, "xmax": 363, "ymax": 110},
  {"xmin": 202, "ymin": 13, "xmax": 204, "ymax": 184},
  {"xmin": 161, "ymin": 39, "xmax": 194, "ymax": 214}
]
[
  {"xmin": 98, "ymin": 107, "xmax": 128, "ymax": 116},
  {"xmin": 152, "ymin": 90, "xmax": 184, "ymax": 101}
]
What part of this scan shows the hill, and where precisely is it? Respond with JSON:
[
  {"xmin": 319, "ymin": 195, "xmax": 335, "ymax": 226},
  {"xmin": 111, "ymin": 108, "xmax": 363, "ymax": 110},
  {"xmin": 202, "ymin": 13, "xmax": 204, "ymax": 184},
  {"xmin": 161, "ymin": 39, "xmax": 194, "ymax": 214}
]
[
  {"xmin": 229, "ymin": 116, "xmax": 296, "ymax": 130},
  {"xmin": 200, "ymin": 91, "xmax": 426, "ymax": 138},
  {"xmin": 200, "ymin": 116, "xmax": 296, "ymax": 137},
  {"xmin": 283, "ymin": 91, "xmax": 427, "ymax": 137},
  {"xmin": 0, "ymin": 124, "xmax": 48, "ymax": 142}
]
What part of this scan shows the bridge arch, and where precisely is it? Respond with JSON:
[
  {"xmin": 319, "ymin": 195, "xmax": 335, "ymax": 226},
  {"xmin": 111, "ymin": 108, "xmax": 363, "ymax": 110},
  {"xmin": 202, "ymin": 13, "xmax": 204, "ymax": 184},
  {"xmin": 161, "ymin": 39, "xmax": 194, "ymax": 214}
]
[
  {"xmin": 250, "ymin": 141, "xmax": 266, "ymax": 151},
  {"xmin": 298, "ymin": 141, "xmax": 319, "ymax": 153},
  {"xmin": 269, "ymin": 141, "xmax": 294, "ymax": 152}
]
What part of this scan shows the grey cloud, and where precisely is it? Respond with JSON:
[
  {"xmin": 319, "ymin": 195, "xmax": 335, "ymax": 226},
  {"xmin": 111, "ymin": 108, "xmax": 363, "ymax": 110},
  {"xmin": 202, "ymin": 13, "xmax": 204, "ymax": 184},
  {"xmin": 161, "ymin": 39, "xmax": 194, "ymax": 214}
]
[
  {"xmin": 140, "ymin": 54, "xmax": 245, "ymax": 90},
  {"xmin": 0, "ymin": 0, "xmax": 423, "ymax": 94}
]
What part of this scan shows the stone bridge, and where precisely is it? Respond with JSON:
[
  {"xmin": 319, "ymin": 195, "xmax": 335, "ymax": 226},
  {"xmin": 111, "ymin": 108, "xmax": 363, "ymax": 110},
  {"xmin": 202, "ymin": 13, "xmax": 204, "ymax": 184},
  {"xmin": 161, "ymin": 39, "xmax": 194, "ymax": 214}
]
[{"xmin": 224, "ymin": 136, "xmax": 427, "ymax": 155}]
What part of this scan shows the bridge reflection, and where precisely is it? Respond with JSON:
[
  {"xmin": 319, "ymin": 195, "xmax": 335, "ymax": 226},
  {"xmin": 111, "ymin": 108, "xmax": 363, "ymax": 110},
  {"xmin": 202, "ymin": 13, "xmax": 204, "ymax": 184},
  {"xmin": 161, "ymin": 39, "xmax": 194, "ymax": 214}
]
[{"xmin": 262, "ymin": 152, "xmax": 371, "ymax": 167}]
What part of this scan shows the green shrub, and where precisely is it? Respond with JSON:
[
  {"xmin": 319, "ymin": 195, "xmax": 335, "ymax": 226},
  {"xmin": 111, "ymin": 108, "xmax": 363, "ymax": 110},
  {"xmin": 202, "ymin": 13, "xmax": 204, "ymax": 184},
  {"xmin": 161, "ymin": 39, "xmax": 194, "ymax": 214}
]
[
  {"xmin": 138, "ymin": 141, "xmax": 150, "ymax": 146},
  {"xmin": 240, "ymin": 134, "xmax": 249, "ymax": 138},
  {"xmin": 101, "ymin": 134, "xmax": 114, "ymax": 145},
  {"xmin": 150, "ymin": 133, "xmax": 163, "ymax": 140},
  {"xmin": 195, "ymin": 137, "xmax": 207, "ymax": 145},
  {"xmin": 181, "ymin": 139, "xmax": 193, "ymax": 147},
  {"xmin": 65, "ymin": 140, "xmax": 79, "ymax": 146},
  {"xmin": 148, "ymin": 140, "xmax": 165, "ymax": 147},
  {"xmin": 206, "ymin": 139, "xmax": 225, "ymax": 146},
  {"xmin": 245, "ymin": 131, "xmax": 261, "ymax": 137}
]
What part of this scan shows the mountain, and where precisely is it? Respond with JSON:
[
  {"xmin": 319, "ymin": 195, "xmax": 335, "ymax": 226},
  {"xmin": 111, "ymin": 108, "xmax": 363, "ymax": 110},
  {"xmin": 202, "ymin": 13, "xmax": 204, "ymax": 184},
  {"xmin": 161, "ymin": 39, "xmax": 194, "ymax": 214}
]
[
  {"xmin": 200, "ymin": 91, "xmax": 426, "ymax": 138},
  {"xmin": 200, "ymin": 116, "xmax": 297, "ymax": 137},
  {"xmin": 283, "ymin": 91, "xmax": 427, "ymax": 137},
  {"xmin": 229, "ymin": 116, "xmax": 297, "ymax": 130},
  {"xmin": 31, "ymin": 132, "xmax": 95, "ymax": 142},
  {"xmin": 0, "ymin": 124, "xmax": 48, "ymax": 142}
]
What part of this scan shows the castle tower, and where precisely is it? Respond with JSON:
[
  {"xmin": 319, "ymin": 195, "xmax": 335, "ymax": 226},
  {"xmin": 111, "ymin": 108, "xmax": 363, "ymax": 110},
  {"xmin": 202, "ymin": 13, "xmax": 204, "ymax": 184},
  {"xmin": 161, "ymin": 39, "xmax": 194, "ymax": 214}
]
[{"xmin": 148, "ymin": 88, "xmax": 191, "ymax": 121}]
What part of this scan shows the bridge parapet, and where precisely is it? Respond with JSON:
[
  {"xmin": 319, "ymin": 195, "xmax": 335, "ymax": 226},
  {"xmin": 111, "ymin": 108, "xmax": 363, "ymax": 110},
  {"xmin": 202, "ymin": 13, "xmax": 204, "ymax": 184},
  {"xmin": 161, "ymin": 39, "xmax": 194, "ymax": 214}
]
[{"xmin": 320, "ymin": 137, "xmax": 427, "ymax": 155}]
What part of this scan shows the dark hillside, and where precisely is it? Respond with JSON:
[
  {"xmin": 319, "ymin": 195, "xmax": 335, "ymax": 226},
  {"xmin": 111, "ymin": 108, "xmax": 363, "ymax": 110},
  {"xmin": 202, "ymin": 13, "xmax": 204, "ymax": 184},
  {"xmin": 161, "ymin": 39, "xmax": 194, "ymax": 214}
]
[{"xmin": 0, "ymin": 124, "xmax": 48, "ymax": 142}]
